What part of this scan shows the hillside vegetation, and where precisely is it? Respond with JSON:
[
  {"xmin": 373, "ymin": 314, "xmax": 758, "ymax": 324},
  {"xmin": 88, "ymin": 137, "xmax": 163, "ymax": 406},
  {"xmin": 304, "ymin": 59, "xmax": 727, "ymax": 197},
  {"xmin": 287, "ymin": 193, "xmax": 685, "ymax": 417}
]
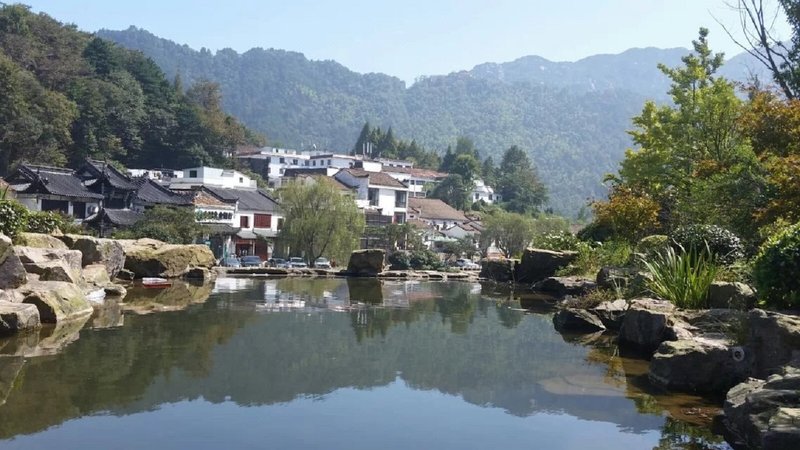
[{"xmin": 0, "ymin": 5, "xmax": 262, "ymax": 175}]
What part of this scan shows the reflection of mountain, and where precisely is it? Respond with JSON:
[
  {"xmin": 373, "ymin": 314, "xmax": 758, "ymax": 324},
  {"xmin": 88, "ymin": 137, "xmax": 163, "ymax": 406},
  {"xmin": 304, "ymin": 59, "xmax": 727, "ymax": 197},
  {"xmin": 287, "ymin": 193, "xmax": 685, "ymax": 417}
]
[{"xmin": 0, "ymin": 279, "xmax": 716, "ymax": 443}]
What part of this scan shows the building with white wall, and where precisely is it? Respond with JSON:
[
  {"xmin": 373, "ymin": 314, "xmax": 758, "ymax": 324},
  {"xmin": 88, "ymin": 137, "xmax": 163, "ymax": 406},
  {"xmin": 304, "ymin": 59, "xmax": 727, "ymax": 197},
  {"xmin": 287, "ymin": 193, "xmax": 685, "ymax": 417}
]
[
  {"xmin": 169, "ymin": 167, "xmax": 257, "ymax": 190},
  {"xmin": 383, "ymin": 166, "xmax": 447, "ymax": 198},
  {"xmin": 334, "ymin": 168, "xmax": 409, "ymax": 225},
  {"xmin": 471, "ymin": 179, "xmax": 501, "ymax": 204}
]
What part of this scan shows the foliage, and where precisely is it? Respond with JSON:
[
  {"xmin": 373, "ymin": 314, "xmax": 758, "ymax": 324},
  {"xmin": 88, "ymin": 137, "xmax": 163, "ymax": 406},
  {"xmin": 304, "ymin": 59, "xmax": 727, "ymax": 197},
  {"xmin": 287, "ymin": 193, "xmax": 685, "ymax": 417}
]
[
  {"xmin": 0, "ymin": 199, "xmax": 30, "ymax": 238},
  {"xmin": 590, "ymin": 186, "xmax": 660, "ymax": 243},
  {"xmin": 533, "ymin": 231, "xmax": 580, "ymax": 251},
  {"xmin": 0, "ymin": 5, "xmax": 263, "ymax": 175},
  {"xmin": 753, "ymin": 221, "xmax": 800, "ymax": 309},
  {"xmin": 408, "ymin": 248, "xmax": 444, "ymax": 271},
  {"xmin": 496, "ymin": 145, "xmax": 548, "ymax": 214},
  {"xmin": 277, "ymin": 178, "xmax": 365, "ymax": 265},
  {"xmin": 559, "ymin": 240, "xmax": 633, "ymax": 277},
  {"xmin": 670, "ymin": 224, "xmax": 745, "ymax": 265},
  {"xmin": 26, "ymin": 211, "xmax": 67, "ymax": 234},
  {"xmin": 352, "ymin": 122, "xmax": 440, "ymax": 169},
  {"xmin": 117, "ymin": 206, "xmax": 205, "ymax": 244},
  {"xmin": 439, "ymin": 236, "xmax": 478, "ymax": 259},
  {"xmin": 480, "ymin": 210, "xmax": 534, "ymax": 258},
  {"xmin": 388, "ymin": 251, "xmax": 411, "ymax": 270},
  {"xmin": 640, "ymin": 245, "xmax": 720, "ymax": 309},
  {"xmin": 430, "ymin": 174, "xmax": 471, "ymax": 210}
]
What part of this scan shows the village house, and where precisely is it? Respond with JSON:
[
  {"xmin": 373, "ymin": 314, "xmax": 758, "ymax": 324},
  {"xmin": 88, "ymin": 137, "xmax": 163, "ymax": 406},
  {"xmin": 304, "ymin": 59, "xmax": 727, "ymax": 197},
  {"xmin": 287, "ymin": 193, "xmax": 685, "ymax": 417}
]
[
  {"xmin": 383, "ymin": 166, "xmax": 447, "ymax": 198},
  {"xmin": 334, "ymin": 167, "xmax": 409, "ymax": 225},
  {"xmin": 471, "ymin": 178, "xmax": 501, "ymax": 204},
  {"xmin": 407, "ymin": 197, "xmax": 468, "ymax": 230},
  {"xmin": 4, "ymin": 163, "xmax": 103, "ymax": 220}
]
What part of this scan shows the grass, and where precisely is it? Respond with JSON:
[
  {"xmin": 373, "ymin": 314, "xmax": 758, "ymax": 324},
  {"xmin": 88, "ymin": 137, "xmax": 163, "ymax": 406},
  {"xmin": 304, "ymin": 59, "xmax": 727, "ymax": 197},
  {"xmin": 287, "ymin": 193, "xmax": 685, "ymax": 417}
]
[{"xmin": 639, "ymin": 245, "xmax": 719, "ymax": 309}]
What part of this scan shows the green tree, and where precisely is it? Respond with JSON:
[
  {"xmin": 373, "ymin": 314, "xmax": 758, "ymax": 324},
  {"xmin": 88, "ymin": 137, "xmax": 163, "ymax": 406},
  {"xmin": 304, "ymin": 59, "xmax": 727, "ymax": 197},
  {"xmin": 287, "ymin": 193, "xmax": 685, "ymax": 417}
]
[
  {"xmin": 481, "ymin": 156, "xmax": 497, "ymax": 186},
  {"xmin": 497, "ymin": 145, "xmax": 548, "ymax": 215},
  {"xmin": 278, "ymin": 178, "xmax": 365, "ymax": 266},
  {"xmin": 119, "ymin": 206, "xmax": 205, "ymax": 244},
  {"xmin": 480, "ymin": 210, "xmax": 534, "ymax": 258},
  {"xmin": 450, "ymin": 154, "xmax": 481, "ymax": 183},
  {"xmin": 431, "ymin": 174, "xmax": 470, "ymax": 210}
]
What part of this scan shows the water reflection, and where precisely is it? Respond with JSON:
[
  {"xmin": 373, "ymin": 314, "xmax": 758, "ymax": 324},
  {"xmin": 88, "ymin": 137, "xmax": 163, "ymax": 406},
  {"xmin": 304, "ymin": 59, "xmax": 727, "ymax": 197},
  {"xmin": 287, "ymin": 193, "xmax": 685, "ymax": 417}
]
[{"xmin": 0, "ymin": 278, "xmax": 729, "ymax": 449}]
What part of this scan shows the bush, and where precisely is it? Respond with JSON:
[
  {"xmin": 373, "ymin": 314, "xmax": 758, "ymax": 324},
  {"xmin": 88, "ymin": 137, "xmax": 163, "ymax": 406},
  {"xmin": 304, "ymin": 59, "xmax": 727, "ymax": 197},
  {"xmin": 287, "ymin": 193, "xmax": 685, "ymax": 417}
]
[
  {"xmin": 753, "ymin": 222, "xmax": 800, "ymax": 309},
  {"xmin": 26, "ymin": 211, "xmax": 66, "ymax": 234},
  {"xmin": 0, "ymin": 200, "xmax": 29, "ymax": 238},
  {"xmin": 535, "ymin": 231, "xmax": 580, "ymax": 251},
  {"xmin": 576, "ymin": 221, "xmax": 614, "ymax": 243},
  {"xmin": 670, "ymin": 224, "xmax": 744, "ymax": 265},
  {"xmin": 388, "ymin": 251, "xmax": 411, "ymax": 270},
  {"xmin": 640, "ymin": 246, "xmax": 719, "ymax": 309},
  {"xmin": 409, "ymin": 249, "xmax": 444, "ymax": 271},
  {"xmin": 558, "ymin": 240, "xmax": 633, "ymax": 277}
]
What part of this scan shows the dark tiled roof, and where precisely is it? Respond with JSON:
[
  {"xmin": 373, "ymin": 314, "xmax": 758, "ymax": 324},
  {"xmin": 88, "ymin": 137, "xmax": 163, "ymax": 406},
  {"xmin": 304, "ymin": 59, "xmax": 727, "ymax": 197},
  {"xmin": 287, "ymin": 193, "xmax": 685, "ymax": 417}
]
[
  {"xmin": 383, "ymin": 166, "xmax": 447, "ymax": 179},
  {"xmin": 8, "ymin": 164, "xmax": 103, "ymax": 200},
  {"xmin": 337, "ymin": 168, "xmax": 408, "ymax": 189},
  {"xmin": 204, "ymin": 186, "xmax": 280, "ymax": 213},
  {"xmin": 408, "ymin": 197, "xmax": 468, "ymax": 222},
  {"xmin": 85, "ymin": 208, "xmax": 143, "ymax": 226},
  {"xmin": 133, "ymin": 178, "xmax": 192, "ymax": 206},
  {"xmin": 80, "ymin": 159, "xmax": 138, "ymax": 190},
  {"xmin": 205, "ymin": 223, "xmax": 240, "ymax": 235}
]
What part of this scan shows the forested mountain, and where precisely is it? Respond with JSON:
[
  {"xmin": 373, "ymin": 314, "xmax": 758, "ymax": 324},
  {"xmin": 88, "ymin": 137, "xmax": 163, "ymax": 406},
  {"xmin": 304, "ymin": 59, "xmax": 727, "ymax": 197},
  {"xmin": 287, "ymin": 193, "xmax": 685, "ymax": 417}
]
[
  {"xmin": 0, "ymin": 5, "xmax": 262, "ymax": 176},
  {"xmin": 95, "ymin": 27, "xmax": 760, "ymax": 215}
]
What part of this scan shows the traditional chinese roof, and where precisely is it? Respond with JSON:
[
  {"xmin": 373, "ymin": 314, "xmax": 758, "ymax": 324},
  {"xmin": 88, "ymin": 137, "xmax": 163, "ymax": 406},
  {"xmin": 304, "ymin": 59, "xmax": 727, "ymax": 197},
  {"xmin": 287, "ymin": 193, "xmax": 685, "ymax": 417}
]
[
  {"xmin": 203, "ymin": 186, "xmax": 280, "ymax": 213},
  {"xmin": 191, "ymin": 190, "xmax": 233, "ymax": 208},
  {"xmin": 408, "ymin": 197, "xmax": 468, "ymax": 222},
  {"xmin": 78, "ymin": 159, "xmax": 138, "ymax": 191},
  {"xmin": 205, "ymin": 223, "xmax": 240, "ymax": 235},
  {"xmin": 337, "ymin": 168, "xmax": 408, "ymax": 189},
  {"xmin": 133, "ymin": 178, "xmax": 192, "ymax": 206},
  {"xmin": 85, "ymin": 208, "xmax": 143, "ymax": 226},
  {"xmin": 6, "ymin": 164, "xmax": 103, "ymax": 200},
  {"xmin": 383, "ymin": 166, "xmax": 447, "ymax": 180}
]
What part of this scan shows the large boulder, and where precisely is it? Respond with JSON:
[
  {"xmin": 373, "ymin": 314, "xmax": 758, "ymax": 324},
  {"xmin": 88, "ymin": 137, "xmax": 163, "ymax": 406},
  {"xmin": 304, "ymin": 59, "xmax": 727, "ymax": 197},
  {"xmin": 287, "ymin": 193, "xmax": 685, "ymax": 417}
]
[
  {"xmin": 590, "ymin": 299, "xmax": 629, "ymax": 330},
  {"xmin": 708, "ymin": 281, "xmax": 757, "ymax": 309},
  {"xmin": 18, "ymin": 232, "xmax": 68, "ymax": 250},
  {"xmin": 748, "ymin": 309, "xmax": 800, "ymax": 378},
  {"xmin": 346, "ymin": 249, "xmax": 385, "ymax": 277},
  {"xmin": 618, "ymin": 299, "xmax": 691, "ymax": 353},
  {"xmin": 16, "ymin": 280, "xmax": 93, "ymax": 323},
  {"xmin": 724, "ymin": 369, "xmax": 800, "ymax": 450},
  {"xmin": 0, "ymin": 301, "xmax": 41, "ymax": 336},
  {"xmin": 14, "ymin": 246, "xmax": 83, "ymax": 285},
  {"xmin": 82, "ymin": 264, "xmax": 111, "ymax": 287},
  {"xmin": 0, "ymin": 234, "xmax": 26, "ymax": 289},
  {"xmin": 120, "ymin": 238, "xmax": 215, "ymax": 278},
  {"xmin": 553, "ymin": 308, "xmax": 606, "ymax": 332},
  {"xmin": 533, "ymin": 276, "xmax": 596, "ymax": 297},
  {"xmin": 479, "ymin": 259, "xmax": 517, "ymax": 282},
  {"xmin": 59, "ymin": 234, "xmax": 125, "ymax": 278},
  {"xmin": 516, "ymin": 248, "xmax": 578, "ymax": 283},
  {"xmin": 649, "ymin": 337, "xmax": 752, "ymax": 394}
]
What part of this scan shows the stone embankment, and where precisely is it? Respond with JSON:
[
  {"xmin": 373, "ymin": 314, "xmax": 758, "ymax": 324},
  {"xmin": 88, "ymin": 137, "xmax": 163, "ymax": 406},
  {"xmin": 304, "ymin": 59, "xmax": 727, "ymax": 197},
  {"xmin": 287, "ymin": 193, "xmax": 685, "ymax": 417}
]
[{"xmin": 0, "ymin": 232, "xmax": 216, "ymax": 337}]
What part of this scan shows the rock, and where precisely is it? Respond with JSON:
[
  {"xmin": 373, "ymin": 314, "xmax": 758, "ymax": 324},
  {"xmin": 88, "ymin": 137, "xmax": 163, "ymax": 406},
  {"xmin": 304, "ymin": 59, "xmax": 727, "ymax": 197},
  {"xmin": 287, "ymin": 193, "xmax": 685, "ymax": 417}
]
[
  {"xmin": 618, "ymin": 298, "xmax": 683, "ymax": 352},
  {"xmin": 553, "ymin": 308, "xmax": 606, "ymax": 332},
  {"xmin": 748, "ymin": 309, "xmax": 800, "ymax": 378},
  {"xmin": 479, "ymin": 259, "xmax": 517, "ymax": 282},
  {"xmin": 516, "ymin": 248, "xmax": 578, "ymax": 283},
  {"xmin": 183, "ymin": 267, "xmax": 216, "ymax": 281},
  {"xmin": 533, "ymin": 276, "xmax": 597, "ymax": 296},
  {"xmin": 59, "ymin": 234, "xmax": 125, "ymax": 278},
  {"xmin": 120, "ymin": 238, "xmax": 215, "ymax": 278},
  {"xmin": 116, "ymin": 268, "xmax": 135, "ymax": 281},
  {"xmin": 18, "ymin": 232, "xmax": 68, "ymax": 249},
  {"xmin": 16, "ymin": 280, "xmax": 93, "ymax": 323},
  {"xmin": 596, "ymin": 266, "xmax": 637, "ymax": 290},
  {"xmin": 346, "ymin": 249, "xmax": 385, "ymax": 276},
  {"xmin": 591, "ymin": 299, "xmax": 629, "ymax": 330},
  {"xmin": 724, "ymin": 372, "xmax": 800, "ymax": 450},
  {"xmin": 0, "ymin": 234, "xmax": 26, "ymax": 289},
  {"xmin": 649, "ymin": 337, "xmax": 752, "ymax": 393},
  {"xmin": 708, "ymin": 281, "xmax": 757, "ymax": 309},
  {"xmin": 0, "ymin": 301, "xmax": 41, "ymax": 336},
  {"xmin": 82, "ymin": 264, "xmax": 111, "ymax": 287},
  {"xmin": 103, "ymin": 283, "xmax": 127, "ymax": 297},
  {"xmin": 14, "ymin": 246, "xmax": 83, "ymax": 285}
]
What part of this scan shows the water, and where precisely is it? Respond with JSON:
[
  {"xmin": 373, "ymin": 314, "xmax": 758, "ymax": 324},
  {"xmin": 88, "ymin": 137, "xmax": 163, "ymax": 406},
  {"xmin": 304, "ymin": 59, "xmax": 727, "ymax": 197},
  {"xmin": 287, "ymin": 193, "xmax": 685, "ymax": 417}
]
[{"xmin": 0, "ymin": 278, "xmax": 730, "ymax": 449}]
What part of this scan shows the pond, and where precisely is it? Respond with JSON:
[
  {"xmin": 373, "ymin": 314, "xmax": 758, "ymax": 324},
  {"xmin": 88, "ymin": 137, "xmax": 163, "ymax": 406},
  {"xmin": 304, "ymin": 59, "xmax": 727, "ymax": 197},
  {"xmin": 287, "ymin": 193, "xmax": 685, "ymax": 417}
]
[{"xmin": 0, "ymin": 278, "xmax": 731, "ymax": 449}]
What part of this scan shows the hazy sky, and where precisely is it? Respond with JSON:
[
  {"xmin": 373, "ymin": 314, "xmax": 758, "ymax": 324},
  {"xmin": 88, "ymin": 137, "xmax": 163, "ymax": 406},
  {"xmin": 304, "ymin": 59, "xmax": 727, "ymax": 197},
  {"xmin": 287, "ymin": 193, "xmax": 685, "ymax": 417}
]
[{"xmin": 23, "ymin": 0, "xmax": 791, "ymax": 83}]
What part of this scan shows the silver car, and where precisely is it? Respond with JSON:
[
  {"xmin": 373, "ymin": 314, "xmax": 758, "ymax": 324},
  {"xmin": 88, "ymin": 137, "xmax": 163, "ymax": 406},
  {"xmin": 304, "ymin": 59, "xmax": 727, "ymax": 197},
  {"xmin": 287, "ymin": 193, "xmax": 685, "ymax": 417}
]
[
  {"xmin": 289, "ymin": 257, "xmax": 307, "ymax": 268},
  {"xmin": 314, "ymin": 257, "xmax": 332, "ymax": 269}
]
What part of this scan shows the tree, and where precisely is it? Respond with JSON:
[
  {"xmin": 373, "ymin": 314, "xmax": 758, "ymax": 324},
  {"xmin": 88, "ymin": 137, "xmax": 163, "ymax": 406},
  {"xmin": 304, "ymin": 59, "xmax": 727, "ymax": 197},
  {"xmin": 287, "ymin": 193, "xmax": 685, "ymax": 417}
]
[
  {"xmin": 431, "ymin": 174, "xmax": 471, "ymax": 210},
  {"xmin": 119, "ymin": 206, "xmax": 206, "ymax": 244},
  {"xmin": 481, "ymin": 156, "xmax": 497, "ymax": 186},
  {"xmin": 278, "ymin": 178, "xmax": 365, "ymax": 266},
  {"xmin": 480, "ymin": 210, "xmax": 534, "ymax": 258},
  {"xmin": 496, "ymin": 145, "xmax": 548, "ymax": 214},
  {"xmin": 353, "ymin": 121, "xmax": 371, "ymax": 155},
  {"xmin": 450, "ymin": 154, "xmax": 481, "ymax": 183}
]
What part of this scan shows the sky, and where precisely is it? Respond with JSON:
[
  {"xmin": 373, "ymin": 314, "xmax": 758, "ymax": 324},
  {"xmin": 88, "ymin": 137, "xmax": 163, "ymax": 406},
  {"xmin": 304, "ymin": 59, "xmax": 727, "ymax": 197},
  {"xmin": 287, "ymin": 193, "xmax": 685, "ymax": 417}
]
[{"xmin": 23, "ymin": 0, "xmax": 792, "ymax": 84}]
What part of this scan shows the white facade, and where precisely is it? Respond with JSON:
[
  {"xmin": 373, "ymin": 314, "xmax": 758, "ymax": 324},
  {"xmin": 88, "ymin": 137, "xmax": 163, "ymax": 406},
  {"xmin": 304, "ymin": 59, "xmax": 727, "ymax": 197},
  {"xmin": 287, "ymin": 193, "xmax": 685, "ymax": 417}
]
[
  {"xmin": 169, "ymin": 167, "xmax": 257, "ymax": 189},
  {"xmin": 471, "ymin": 179, "xmax": 501, "ymax": 204},
  {"xmin": 334, "ymin": 169, "xmax": 409, "ymax": 222},
  {"xmin": 14, "ymin": 195, "xmax": 100, "ymax": 221}
]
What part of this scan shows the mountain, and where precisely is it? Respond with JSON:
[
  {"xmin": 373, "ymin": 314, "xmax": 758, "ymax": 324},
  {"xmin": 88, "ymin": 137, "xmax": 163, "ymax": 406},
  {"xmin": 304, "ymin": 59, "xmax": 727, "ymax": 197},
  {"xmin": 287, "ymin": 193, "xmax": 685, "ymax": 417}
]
[{"xmin": 97, "ymin": 26, "xmax": 764, "ymax": 215}]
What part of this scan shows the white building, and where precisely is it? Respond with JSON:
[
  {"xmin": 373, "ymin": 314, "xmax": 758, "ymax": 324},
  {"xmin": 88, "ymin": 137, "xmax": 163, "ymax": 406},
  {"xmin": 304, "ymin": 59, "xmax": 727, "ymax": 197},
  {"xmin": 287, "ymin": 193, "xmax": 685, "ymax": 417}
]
[
  {"xmin": 169, "ymin": 167, "xmax": 258, "ymax": 190},
  {"xmin": 407, "ymin": 197, "xmax": 468, "ymax": 230},
  {"xmin": 471, "ymin": 179, "xmax": 501, "ymax": 204},
  {"xmin": 334, "ymin": 168, "xmax": 409, "ymax": 224},
  {"xmin": 383, "ymin": 166, "xmax": 447, "ymax": 198}
]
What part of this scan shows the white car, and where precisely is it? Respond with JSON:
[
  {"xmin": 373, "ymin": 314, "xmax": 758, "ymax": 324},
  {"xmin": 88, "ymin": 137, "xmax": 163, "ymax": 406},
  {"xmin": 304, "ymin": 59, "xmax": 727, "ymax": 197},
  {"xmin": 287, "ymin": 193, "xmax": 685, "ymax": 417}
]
[
  {"xmin": 454, "ymin": 258, "xmax": 480, "ymax": 270},
  {"xmin": 289, "ymin": 257, "xmax": 308, "ymax": 268},
  {"xmin": 314, "ymin": 257, "xmax": 332, "ymax": 269}
]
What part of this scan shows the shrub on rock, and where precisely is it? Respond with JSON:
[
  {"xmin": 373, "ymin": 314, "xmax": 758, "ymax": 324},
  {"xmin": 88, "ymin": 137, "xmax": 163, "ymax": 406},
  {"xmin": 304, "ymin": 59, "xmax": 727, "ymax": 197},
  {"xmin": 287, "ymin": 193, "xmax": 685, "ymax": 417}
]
[
  {"xmin": 753, "ymin": 222, "xmax": 800, "ymax": 309},
  {"xmin": 670, "ymin": 224, "xmax": 744, "ymax": 264}
]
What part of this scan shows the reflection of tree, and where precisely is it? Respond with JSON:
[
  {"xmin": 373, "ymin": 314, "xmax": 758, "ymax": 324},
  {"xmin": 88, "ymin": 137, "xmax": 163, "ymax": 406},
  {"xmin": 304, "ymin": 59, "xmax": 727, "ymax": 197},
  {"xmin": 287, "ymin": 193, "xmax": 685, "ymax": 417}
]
[
  {"xmin": 495, "ymin": 303, "xmax": 524, "ymax": 329},
  {"xmin": 652, "ymin": 417, "xmax": 727, "ymax": 450}
]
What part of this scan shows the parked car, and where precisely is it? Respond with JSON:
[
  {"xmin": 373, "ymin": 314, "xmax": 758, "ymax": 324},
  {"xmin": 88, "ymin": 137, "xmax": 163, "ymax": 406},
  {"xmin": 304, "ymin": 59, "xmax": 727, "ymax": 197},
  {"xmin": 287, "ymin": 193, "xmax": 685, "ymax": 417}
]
[
  {"xmin": 289, "ymin": 257, "xmax": 307, "ymax": 268},
  {"xmin": 268, "ymin": 258, "xmax": 289, "ymax": 268},
  {"xmin": 220, "ymin": 256, "xmax": 241, "ymax": 268},
  {"xmin": 454, "ymin": 258, "xmax": 480, "ymax": 270},
  {"xmin": 314, "ymin": 257, "xmax": 332, "ymax": 269},
  {"xmin": 241, "ymin": 255, "xmax": 263, "ymax": 267}
]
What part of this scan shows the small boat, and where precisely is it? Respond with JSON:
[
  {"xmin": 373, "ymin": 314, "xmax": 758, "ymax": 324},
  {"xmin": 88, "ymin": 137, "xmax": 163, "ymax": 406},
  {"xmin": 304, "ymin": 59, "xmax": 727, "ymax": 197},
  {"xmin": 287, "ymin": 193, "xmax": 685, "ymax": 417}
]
[{"xmin": 142, "ymin": 277, "xmax": 172, "ymax": 288}]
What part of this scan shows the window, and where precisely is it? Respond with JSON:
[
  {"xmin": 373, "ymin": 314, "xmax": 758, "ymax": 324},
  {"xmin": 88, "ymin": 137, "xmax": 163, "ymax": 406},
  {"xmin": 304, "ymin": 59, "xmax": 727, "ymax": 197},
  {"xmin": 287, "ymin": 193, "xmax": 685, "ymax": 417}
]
[
  {"xmin": 240, "ymin": 215, "xmax": 250, "ymax": 228},
  {"xmin": 254, "ymin": 214, "xmax": 272, "ymax": 228},
  {"xmin": 239, "ymin": 177, "xmax": 244, "ymax": 183},
  {"xmin": 394, "ymin": 213, "xmax": 406, "ymax": 224},
  {"xmin": 189, "ymin": 170, "xmax": 198, "ymax": 178},
  {"xmin": 277, "ymin": 218, "xmax": 284, "ymax": 230},
  {"xmin": 280, "ymin": 157, "xmax": 285, "ymax": 164},
  {"xmin": 327, "ymin": 159, "xmax": 332, "ymax": 166},
  {"xmin": 312, "ymin": 160, "xmax": 316, "ymax": 166},
  {"xmin": 368, "ymin": 188, "xmax": 379, "ymax": 206},
  {"xmin": 292, "ymin": 159, "xmax": 298, "ymax": 165},
  {"xmin": 395, "ymin": 191, "xmax": 407, "ymax": 208}
]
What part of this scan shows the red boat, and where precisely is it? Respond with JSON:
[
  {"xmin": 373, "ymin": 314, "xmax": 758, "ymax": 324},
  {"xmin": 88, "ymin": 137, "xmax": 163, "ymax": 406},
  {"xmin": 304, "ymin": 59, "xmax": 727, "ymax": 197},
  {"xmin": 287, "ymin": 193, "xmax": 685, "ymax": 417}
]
[{"xmin": 142, "ymin": 277, "xmax": 172, "ymax": 288}]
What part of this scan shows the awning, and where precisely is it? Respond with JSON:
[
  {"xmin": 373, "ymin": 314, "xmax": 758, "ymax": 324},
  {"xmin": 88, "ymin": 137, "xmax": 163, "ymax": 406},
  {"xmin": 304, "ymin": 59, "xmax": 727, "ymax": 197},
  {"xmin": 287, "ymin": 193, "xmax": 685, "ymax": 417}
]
[
  {"xmin": 254, "ymin": 228, "xmax": 278, "ymax": 238},
  {"xmin": 205, "ymin": 223, "xmax": 240, "ymax": 236},
  {"xmin": 236, "ymin": 229, "xmax": 258, "ymax": 240}
]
